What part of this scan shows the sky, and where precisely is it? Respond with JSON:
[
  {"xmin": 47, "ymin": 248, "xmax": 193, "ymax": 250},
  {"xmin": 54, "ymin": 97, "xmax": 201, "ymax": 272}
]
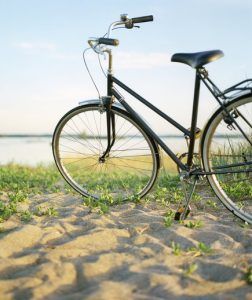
[{"xmin": 1, "ymin": 0, "xmax": 252, "ymax": 135}]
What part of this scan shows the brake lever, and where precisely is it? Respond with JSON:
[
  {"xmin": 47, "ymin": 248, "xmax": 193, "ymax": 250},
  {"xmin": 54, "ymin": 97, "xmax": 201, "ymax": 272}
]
[
  {"xmin": 112, "ymin": 26, "xmax": 126, "ymax": 31},
  {"xmin": 112, "ymin": 25, "xmax": 140, "ymax": 31},
  {"xmin": 94, "ymin": 44, "xmax": 107, "ymax": 57},
  {"xmin": 88, "ymin": 39, "xmax": 106, "ymax": 56}
]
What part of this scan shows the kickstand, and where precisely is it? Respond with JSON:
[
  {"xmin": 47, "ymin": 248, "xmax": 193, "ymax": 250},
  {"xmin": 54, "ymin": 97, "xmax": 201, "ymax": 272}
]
[{"xmin": 174, "ymin": 176, "xmax": 198, "ymax": 221}]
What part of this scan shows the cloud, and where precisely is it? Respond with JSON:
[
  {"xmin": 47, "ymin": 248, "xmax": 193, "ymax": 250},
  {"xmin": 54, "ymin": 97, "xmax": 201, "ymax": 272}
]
[
  {"xmin": 15, "ymin": 42, "xmax": 56, "ymax": 51},
  {"xmin": 51, "ymin": 53, "xmax": 79, "ymax": 60},
  {"xmin": 114, "ymin": 51, "xmax": 171, "ymax": 70},
  {"xmin": 14, "ymin": 42, "xmax": 79, "ymax": 60},
  {"xmin": 14, "ymin": 43, "xmax": 171, "ymax": 67}
]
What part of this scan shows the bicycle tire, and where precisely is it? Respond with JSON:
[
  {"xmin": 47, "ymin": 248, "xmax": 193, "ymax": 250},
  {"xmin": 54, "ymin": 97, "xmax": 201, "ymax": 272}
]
[
  {"xmin": 201, "ymin": 94, "xmax": 252, "ymax": 223},
  {"xmin": 52, "ymin": 102, "xmax": 160, "ymax": 201}
]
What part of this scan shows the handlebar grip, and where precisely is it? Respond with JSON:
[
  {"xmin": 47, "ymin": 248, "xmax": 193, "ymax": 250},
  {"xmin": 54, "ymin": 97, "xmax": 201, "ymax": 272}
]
[
  {"xmin": 131, "ymin": 15, "xmax": 154, "ymax": 23},
  {"xmin": 98, "ymin": 38, "xmax": 119, "ymax": 46}
]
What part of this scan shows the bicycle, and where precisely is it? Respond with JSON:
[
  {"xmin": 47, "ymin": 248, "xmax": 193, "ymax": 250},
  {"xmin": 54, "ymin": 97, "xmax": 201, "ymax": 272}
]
[{"xmin": 52, "ymin": 14, "xmax": 252, "ymax": 224}]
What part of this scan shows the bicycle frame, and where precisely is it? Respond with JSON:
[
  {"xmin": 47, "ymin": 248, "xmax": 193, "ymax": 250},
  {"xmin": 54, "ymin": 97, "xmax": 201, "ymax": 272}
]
[{"xmin": 101, "ymin": 67, "xmax": 252, "ymax": 176}]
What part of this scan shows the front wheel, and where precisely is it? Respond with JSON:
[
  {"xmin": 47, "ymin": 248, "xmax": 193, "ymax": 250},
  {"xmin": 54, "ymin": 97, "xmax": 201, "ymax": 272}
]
[
  {"xmin": 52, "ymin": 103, "xmax": 160, "ymax": 202},
  {"xmin": 201, "ymin": 95, "xmax": 252, "ymax": 224}
]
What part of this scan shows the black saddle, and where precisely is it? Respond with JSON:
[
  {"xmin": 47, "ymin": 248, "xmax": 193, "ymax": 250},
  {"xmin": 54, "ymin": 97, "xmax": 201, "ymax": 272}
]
[{"xmin": 171, "ymin": 50, "xmax": 224, "ymax": 69}]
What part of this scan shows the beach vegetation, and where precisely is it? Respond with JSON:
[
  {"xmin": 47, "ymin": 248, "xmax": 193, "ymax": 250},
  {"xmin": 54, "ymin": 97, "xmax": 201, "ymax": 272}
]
[
  {"xmin": 240, "ymin": 222, "xmax": 251, "ymax": 229},
  {"xmin": 0, "ymin": 163, "xmax": 62, "ymax": 194},
  {"xmin": 244, "ymin": 266, "xmax": 252, "ymax": 284},
  {"xmin": 20, "ymin": 210, "xmax": 33, "ymax": 222},
  {"xmin": 0, "ymin": 201, "xmax": 16, "ymax": 222},
  {"xmin": 83, "ymin": 196, "xmax": 110, "ymax": 214},
  {"xmin": 171, "ymin": 241, "xmax": 182, "ymax": 255},
  {"xmin": 164, "ymin": 210, "xmax": 175, "ymax": 227},
  {"xmin": 8, "ymin": 190, "xmax": 28, "ymax": 203},
  {"xmin": 187, "ymin": 242, "xmax": 213, "ymax": 256},
  {"xmin": 206, "ymin": 199, "xmax": 218, "ymax": 209},
  {"xmin": 34, "ymin": 206, "xmax": 58, "ymax": 217},
  {"xmin": 184, "ymin": 220, "xmax": 204, "ymax": 229},
  {"xmin": 0, "ymin": 164, "xmax": 68, "ymax": 222},
  {"xmin": 184, "ymin": 263, "xmax": 198, "ymax": 276}
]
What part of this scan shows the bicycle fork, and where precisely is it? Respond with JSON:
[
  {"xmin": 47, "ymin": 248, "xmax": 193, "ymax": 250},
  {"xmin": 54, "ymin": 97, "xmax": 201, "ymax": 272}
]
[{"xmin": 99, "ymin": 97, "xmax": 116, "ymax": 162}]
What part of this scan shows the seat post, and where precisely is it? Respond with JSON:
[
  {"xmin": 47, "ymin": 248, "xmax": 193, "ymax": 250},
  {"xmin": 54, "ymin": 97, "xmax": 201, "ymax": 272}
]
[{"xmin": 187, "ymin": 69, "xmax": 201, "ymax": 168}]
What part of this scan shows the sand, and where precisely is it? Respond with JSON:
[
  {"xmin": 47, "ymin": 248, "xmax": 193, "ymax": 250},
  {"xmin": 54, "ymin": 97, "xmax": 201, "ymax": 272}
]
[{"xmin": 0, "ymin": 188, "xmax": 251, "ymax": 300}]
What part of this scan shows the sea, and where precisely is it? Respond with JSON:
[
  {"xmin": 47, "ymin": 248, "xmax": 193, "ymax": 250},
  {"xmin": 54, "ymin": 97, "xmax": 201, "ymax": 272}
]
[{"xmin": 0, "ymin": 135, "xmax": 192, "ymax": 166}]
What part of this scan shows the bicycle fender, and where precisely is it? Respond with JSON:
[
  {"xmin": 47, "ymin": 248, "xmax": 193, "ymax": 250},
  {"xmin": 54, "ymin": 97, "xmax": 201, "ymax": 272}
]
[
  {"xmin": 78, "ymin": 99, "xmax": 127, "ymax": 112},
  {"xmin": 200, "ymin": 91, "xmax": 252, "ymax": 157}
]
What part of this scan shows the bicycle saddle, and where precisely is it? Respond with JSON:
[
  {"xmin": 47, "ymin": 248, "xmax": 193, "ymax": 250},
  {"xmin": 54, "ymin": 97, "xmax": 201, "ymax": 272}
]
[{"xmin": 171, "ymin": 50, "xmax": 224, "ymax": 69}]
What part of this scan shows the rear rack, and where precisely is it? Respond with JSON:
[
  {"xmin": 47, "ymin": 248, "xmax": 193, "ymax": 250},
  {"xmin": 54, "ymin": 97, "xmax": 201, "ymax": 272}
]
[{"xmin": 219, "ymin": 79, "xmax": 252, "ymax": 99}]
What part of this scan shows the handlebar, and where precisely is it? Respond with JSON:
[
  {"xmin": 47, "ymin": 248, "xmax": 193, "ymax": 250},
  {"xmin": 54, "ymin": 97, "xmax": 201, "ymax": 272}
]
[
  {"xmin": 132, "ymin": 15, "xmax": 153, "ymax": 24},
  {"xmin": 88, "ymin": 14, "xmax": 154, "ymax": 52},
  {"xmin": 123, "ymin": 14, "xmax": 153, "ymax": 29},
  {"xmin": 98, "ymin": 38, "xmax": 119, "ymax": 46}
]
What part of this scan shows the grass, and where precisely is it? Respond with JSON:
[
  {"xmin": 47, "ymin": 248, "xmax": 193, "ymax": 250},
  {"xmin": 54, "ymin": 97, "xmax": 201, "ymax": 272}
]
[
  {"xmin": 187, "ymin": 242, "xmax": 213, "ymax": 256},
  {"xmin": 170, "ymin": 241, "xmax": 213, "ymax": 257},
  {"xmin": 164, "ymin": 210, "xmax": 175, "ymax": 228},
  {"xmin": 0, "ymin": 163, "xmax": 62, "ymax": 194},
  {"xmin": 245, "ymin": 266, "xmax": 252, "ymax": 284},
  {"xmin": 0, "ymin": 160, "xmax": 228, "ymax": 224},
  {"xmin": 20, "ymin": 210, "xmax": 33, "ymax": 222},
  {"xmin": 1, "ymin": 162, "xmax": 251, "ymax": 286},
  {"xmin": 1, "ymin": 154, "xmax": 249, "ymax": 225},
  {"xmin": 0, "ymin": 163, "xmax": 66, "ymax": 223},
  {"xmin": 171, "ymin": 241, "xmax": 182, "ymax": 256},
  {"xmin": 206, "ymin": 199, "xmax": 218, "ymax": 209},
  {"xmin": 0, "ymin": 163, "xmax": 156, "ymax": 219},
  {"xmin": 0, "ymin": 201, "xmax": 17, "ymax": 222},
  {"xmin": 211, "ymin": 140, "xmax": 252, "ymax": 202},
  {"xmin": 183, "ymin": 220, "xmax": 204, "ymax": 229},
  {"xmin": 34, "ymin": 206, "xmax": 59, "ymax": 217},
  {"xmin": 184, "ymin": 263, "xmax": 198, "ymax": 276}
]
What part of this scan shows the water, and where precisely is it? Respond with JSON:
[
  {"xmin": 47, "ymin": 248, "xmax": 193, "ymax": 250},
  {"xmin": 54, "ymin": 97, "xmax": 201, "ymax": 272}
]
[
  {"xmin": 0, "ymin": 136, "xmax": 191, "ymax": 166},
  {"xmin": 0, "ymin": 137, "xmax": 54, "ymax": 166}
]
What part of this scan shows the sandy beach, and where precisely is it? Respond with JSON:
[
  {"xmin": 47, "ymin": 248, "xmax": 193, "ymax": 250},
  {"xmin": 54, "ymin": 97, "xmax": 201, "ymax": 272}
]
[{"xmin": 0, "ymin": 183, "xmax": 251, "ymax": 300}]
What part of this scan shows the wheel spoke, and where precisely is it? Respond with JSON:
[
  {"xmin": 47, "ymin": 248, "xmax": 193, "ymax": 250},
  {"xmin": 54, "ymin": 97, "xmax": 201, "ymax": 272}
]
[
  {"xmin": 53, "ymin": 105, "xmax": 158, "ymax": 202},
  {"xmin": 202, "ymin": 97, "xmax": 252, "ymax": 223}
]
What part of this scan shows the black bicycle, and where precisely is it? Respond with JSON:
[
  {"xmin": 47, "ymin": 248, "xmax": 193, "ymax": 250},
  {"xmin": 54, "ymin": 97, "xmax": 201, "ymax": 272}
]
[{"xmin": 52, "ymin": 14, "xmax": 252, "ymax": 223}]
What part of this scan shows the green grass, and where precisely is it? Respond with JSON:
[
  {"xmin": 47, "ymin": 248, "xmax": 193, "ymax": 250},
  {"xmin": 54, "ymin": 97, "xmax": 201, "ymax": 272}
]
[
  {"xmin": 187, "ymin": 242, "xmax": 213, "ymax": 256},
  {"xmin": 0, "ymin": 163, "xmax": 62, "ymax": 194},
  {"xmin": 0, "ymin": 162, "xmax": 209, "ymax": 223},
  {"xmin": 164, "ymin": 210, "xmax": 175, "ymax": 228},
  {"xmin": 171, "ymin": 241, "xmax": 182, "ymax": 256},
  {"xmin": 206, "ymin": 199, "xmax": 218, "ymax": 209},
  {"xmin": 0, "ymin": 201, "xmax": 17, "ymax": 222},
  {"xmin": 20, "ymin": 210, "xmax": 33, "ymax": 222},
  {"xmin": 170, "ymin": 241, "xmax": 213, "ymax": 257},
  {"xmin": 1, "ymin": 159, "xmax": 240, "ymax": 224},
  {"xmin": 183, "ymin": 220, "xmax": 204, "ymax": 229},
  {"xmin": 211, "ymin": 141, "xmax": 252, "ymax": 202},
  {"xmin": 34, "ymin": 206, "xmax": 59, "ymax": 217},
  {"xmin": 245, "ymin": 266, "xmax": 252, "ymax": 284},
  {"xmin": 184, "ymin": 263, "xmax": 198, "ymax": 276},
  {"xmin": 0, "ymin": 163, "xmax": 66, "ymax": 223}
]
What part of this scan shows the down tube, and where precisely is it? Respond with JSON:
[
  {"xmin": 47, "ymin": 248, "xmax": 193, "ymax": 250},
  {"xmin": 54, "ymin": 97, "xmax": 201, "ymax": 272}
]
[{"xmin": 112, "ymin": 89, "xmax": 188, "ymax": 171}]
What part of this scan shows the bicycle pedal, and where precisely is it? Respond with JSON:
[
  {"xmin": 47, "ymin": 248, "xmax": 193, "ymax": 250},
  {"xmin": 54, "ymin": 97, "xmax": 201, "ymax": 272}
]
[{"xmin": 174, "ymin": 205, "xmax": 191, "ymax": 221}]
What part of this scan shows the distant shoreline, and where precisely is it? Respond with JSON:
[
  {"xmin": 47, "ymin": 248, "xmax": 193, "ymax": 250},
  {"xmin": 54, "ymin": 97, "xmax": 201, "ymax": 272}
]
[
  {"xmin": 0, "ymin": 134, "xmax": 185, "ymax": 138},
  {"xmin": 0, "ymin": 134, "xmax": 245, "ymax": 139},
  {"xmin": 0, "ymin": 134, "xmax": 53, "ymax": 138}
]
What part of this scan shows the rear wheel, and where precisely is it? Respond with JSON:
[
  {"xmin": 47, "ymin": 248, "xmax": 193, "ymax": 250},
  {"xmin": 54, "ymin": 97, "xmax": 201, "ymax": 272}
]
[
  {"xmin": 201, "ymin": 96, "xmax": 252, "ymax": 223},
  {"xmin": 52, "ymin": 103, "xmax": 160, "ymax": 202}
]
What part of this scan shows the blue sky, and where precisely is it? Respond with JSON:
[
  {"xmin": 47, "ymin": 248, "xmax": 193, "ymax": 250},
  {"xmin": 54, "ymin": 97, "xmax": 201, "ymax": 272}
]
[{"xmin": 1, "ymin": 0, "xmax": 252, "ymax": 134}]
